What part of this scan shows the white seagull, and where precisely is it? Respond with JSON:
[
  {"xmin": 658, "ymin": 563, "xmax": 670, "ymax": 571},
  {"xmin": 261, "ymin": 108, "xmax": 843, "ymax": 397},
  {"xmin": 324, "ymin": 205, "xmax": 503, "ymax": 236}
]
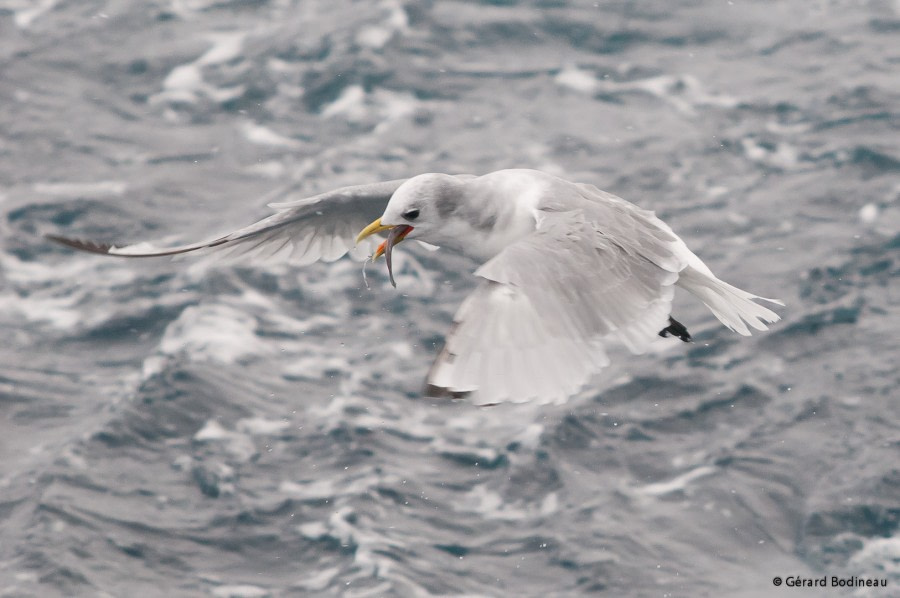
[{"xmin": 48, "ymin": 169, "xmax": 783, "ymax": 405}]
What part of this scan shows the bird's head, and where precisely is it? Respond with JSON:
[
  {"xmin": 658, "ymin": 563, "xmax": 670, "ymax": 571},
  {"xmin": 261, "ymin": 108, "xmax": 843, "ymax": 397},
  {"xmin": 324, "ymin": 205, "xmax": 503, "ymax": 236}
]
[{"xmin": 356, "ymin": 173, "xmax": 465, "ymax": 285}]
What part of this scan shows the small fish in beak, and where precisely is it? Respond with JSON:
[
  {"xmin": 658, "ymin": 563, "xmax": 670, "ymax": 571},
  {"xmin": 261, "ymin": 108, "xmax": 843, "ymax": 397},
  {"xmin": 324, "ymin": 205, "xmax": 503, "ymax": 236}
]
[
  {"xmin": 356, "ymin": 218, "xmax": 413, "ymax": 287},
  {"xmin": 380, "ymin": 225, "xmax": 413, "ymax": 287}
]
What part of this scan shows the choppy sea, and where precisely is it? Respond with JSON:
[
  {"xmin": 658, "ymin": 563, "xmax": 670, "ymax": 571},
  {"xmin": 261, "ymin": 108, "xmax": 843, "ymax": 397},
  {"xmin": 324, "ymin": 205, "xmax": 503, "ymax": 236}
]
[{"xmin": 1, "ymin": 1, "xmax": 898, "ymax": 596}]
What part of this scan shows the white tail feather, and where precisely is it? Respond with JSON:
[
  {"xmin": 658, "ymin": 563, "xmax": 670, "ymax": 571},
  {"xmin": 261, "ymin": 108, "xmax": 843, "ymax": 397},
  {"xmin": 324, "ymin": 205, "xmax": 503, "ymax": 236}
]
[{"xmin": 677, "ymin": 266, "xmax": 783, "ymax": 336}]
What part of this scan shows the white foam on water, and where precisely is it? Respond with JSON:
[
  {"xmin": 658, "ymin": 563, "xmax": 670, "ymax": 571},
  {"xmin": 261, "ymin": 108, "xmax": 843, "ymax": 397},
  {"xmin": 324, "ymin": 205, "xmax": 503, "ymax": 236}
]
[
  {"xmin": 9, "ymin": 0, "xmax": 58, "ymax": 28},
  {"xmin": 193, "ymin": 420, "xmax": 231, "ymax": 442},
  {"xmin": 356, "ymin": 25, "xmax": 394, "ymax": 50},
  {"xmin": 157, "ymin": 64, "xmax": 205, "ymax": 103},
  {"xmin": 858, "ymin": 203, "xmax": 879, "ymax": 224},
  {"xmin": 847, "ymin": 536, "xmax": 900, "ymax": 577},
  {"xmin": 294, "ymin": 566, "xmax": 340, "ymax": 592},
  {"xmin": 765, "ymin": 120, "xmax": 812, "ymax": 135},
  {"xmin": 355, "ymin": 0, "xmax": 409, "ymax": 49},
  {"xmin": 322, "ymin": 85, "xmax": 368, "ymax": 120},
  {"xmin": 279, "ymin": 467, "xmax": 394, "ymax": 502},
  {"xmin": 372, "ymin": 89, "xmax": 420, "ymax": 133},
  {"xmin": 1, "ymin": 292, "xmax": 81, "ymax": 330},
  {"xmin": 196, "ymin": 32, "xmax": 247, "ymax": 66},
  {"xmin": 210, "ymin": 584, "xmax": 270, "ymax": 598},
  {"xmin": 143, "ymin": 303, "xmax": 270, "ymax": 377},
  {"xmin": 239, "ymin": 121, "xmax": 303, "ymax": 149},
  {"xmin": 33, "ymin": 181, "xmax": 128, "ymax": 198},
  {"xmin": 281, "ymin": 479, "xmax": 337, "ymax": 503},
  {"xmin": 306, "ymin": 394, "xmax": 437, "ymax": 443},
  {"xmin": 193, "ymin": 420, "xmax": 257, "ymax": 463},
  {"xmin": 637, "ymin": 465, "xmax": 719, "ymax": 497},
  {"xmin": 555, "ymin": 64, "xmax": 600, "ymax": 95},
  {"xmin": 740, "ymin": 137, "xmax": 799, "ymax": 169},
  {"xmin": 280, "ymin": 354, "xmax": 351, "ymax": 381},
  {"xmin": 235, "ymin": 417, "xmax": 290, "ymax": 436},
  {"xmin": 168, "ymin": 0, "xmax": 221, "ymax": 17},
  {"xmin": 460, "ymin": 484, "xmax": 558, "ymax": 521},
  {"xmin": 315, "ymin": 506, "xmax": 401, "ymax": 580},
  {"xmin": 296, "ymin": 521, "xmax": 330, "ymax": 539},
  {"xmin": 320, "ymin": 85, "xmax": 421, "ymax": 133},
  {"xmin": 0, "ymin": 254, "xmax": 138, "ymax": 330},
  {"xmin": 244, "ymin": 160, "xmax": 286, "ymax": 179},
  {"xmin": 595, "ymin": 73, "xmax": 739, "ymax": 116},
  {"xmin": 512, "ymin": 422, "xmax": 545, "ymax": 450},
  {"xmin": 151, "ymin": 32, "xmax": 248, "ymax": 105},
  {"xmin": 430, "ymin": 438, "xmax": 501, "ymax": 464},
  {"xmin": 288, "ymin": 480, "xmax": 425, "ymax": 587}
]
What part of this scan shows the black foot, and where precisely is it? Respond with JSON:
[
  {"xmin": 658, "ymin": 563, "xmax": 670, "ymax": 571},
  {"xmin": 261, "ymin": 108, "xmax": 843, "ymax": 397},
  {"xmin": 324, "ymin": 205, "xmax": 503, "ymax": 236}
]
[{"xmin": 659, "ymin": 316, "xmax": 692, "ymax": 343}]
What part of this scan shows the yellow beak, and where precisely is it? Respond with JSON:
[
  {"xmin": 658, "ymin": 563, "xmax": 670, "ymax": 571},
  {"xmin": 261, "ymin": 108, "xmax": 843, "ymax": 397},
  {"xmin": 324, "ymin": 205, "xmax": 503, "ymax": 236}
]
[{"xmin": 355, "ymin": 218, "xmax": 394, "ymax": 245}]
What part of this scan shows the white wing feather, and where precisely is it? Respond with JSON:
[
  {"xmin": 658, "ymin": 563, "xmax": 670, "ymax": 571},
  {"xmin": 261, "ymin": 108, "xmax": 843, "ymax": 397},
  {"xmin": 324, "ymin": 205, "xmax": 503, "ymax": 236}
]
[
  {"xmin": 47, "ymin": 179, "xmax": 407, "ymax": 263},
  {"xmin": 426, "ymin": 210, "xmax": 681, "ymax": 405}
]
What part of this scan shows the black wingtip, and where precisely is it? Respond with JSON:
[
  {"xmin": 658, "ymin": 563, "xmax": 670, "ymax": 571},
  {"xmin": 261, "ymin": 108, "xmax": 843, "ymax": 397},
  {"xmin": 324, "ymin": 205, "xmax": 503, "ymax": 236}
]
[
  {"xmin": 45, "ymin": 234, "xmax": 115, "ymax": 255},
  {"xmin": 659, "ymin": 316, "xmax": 692, "ymax": 343},
  {"xmin": 423, "ymin": 383, "xmax": 471, "ymax": 400}
]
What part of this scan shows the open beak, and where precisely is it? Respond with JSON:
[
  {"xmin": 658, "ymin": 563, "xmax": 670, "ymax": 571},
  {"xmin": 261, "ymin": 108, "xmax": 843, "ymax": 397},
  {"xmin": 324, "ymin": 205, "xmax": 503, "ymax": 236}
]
[{"xmin": 356, "ymin": 218, "xmax": 413, "ymax": 288}]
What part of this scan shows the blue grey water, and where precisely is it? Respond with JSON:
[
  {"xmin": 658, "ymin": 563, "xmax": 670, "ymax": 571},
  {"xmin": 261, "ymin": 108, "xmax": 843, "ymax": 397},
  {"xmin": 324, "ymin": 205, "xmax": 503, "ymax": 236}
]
[{"xmin": 1, "ymin": 1, "xmax": 898, "ymax": 596}]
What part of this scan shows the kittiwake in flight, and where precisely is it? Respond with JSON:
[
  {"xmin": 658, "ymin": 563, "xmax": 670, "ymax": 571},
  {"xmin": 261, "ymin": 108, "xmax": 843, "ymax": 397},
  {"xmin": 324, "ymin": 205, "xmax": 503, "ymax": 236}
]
[{"xmin": 47, "ymin": 168, "xmax": 783, "ymax": 405}]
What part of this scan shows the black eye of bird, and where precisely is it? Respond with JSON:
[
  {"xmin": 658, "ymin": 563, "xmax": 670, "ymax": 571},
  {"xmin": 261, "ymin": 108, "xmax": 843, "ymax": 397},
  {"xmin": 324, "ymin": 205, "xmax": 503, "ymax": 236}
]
[{"xmin": 403, "ymin": 208, "xmax": 420, "ymax": 221}]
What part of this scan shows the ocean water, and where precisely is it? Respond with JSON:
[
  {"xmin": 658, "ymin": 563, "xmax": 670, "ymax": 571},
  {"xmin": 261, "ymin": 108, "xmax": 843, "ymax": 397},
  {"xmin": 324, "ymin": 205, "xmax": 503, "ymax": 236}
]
[{"xmin": 1, "ymin": 0, "xmax": 898, "ymax": 596}]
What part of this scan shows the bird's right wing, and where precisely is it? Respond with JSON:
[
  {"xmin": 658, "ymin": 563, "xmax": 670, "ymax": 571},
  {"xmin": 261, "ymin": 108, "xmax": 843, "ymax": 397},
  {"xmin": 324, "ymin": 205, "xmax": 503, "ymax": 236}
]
[
  {"xmin": 47, "ymin": 179, "xmax": 407, "ymax": 265},
  {"xmin": 425, "ymin": 210, "xmax": 682, "ymax": 405}
]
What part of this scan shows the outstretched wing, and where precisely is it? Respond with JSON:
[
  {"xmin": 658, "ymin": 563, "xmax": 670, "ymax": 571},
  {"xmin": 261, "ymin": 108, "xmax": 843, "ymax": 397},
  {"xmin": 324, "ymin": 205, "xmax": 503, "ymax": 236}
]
[
  {"xmin": 46, "ymin": 179, "xmax": 407, "ymax": 265},
  {"xmin": 425, "ymin": 210, "xmax": 683, "ymax": 405}
]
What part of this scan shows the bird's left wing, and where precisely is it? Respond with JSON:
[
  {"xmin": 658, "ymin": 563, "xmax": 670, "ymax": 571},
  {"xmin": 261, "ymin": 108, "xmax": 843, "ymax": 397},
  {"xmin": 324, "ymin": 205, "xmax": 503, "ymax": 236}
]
[
  {"xmin": 47, "ymin": 179, "xmax": 407, "ymax": 265},
  {"xmin": 425, "ymin": 210, "xmax": 681, "ymax": 405}
]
